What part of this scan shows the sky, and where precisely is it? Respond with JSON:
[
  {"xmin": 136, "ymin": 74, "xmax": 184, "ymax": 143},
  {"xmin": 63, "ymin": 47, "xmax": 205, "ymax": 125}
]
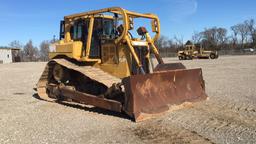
[{"xmin": 0, "ymin": 0, "xmax": 256, "ymax": 47}]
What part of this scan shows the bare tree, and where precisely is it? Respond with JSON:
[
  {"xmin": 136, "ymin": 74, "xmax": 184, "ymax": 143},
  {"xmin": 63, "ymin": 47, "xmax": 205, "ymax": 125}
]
[
  {"xmin": 167, "ymin": 39, "xmax": 174, "ymax": 49},
  {"xmin": 9, "ymin": 40, "xmax": 23, "ymax": 49},
  {"xmin": 231, "ymin": 23, "xmax": 249, "ymax": 48},
  {"xmin": 173, "ymin": 35, "xmax": 184, "ymax": 50},
  {"xmin": 202, "ymin": 28, "xmax": 216, "ymax": 49},
  {"xmin": 198, "ymin": 27, "xmax": 227, "ymax": 50},
  {"xmin": 155, "ymin": 35, "xmax": 174, "ymax": 57},
  {"xmin": 230, "ymin": 26, "xmax": 239, "ymax": 49},
  {"xmin": 192, "ymin": 31, "xmax": 203, "ymax": 44},
  {"xmin": 39, "ymin": 41, "xmax": 50, "ymax": 61},
  {"xmin": 155, "ymin": 35, "xmax": 170, "ymax": 49},
  {"xmin": 244, "ymin": 19, "xmax": 256, "ymax": 47},
  {"xmin": 216, "ymin": 28, "xmax": 227, "ymax": 49},
  {"xmin": 23, "ymin": 40, "xmax": 39, "ymax": 61}
]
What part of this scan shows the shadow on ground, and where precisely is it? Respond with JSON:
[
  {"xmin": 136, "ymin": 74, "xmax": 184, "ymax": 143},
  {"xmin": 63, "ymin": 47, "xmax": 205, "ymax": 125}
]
[{"xmin": 33, "ymin": 93, "xmax": 132, "ymax": 121}]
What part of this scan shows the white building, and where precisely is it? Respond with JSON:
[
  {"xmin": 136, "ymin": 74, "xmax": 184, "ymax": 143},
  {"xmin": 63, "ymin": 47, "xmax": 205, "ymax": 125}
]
[{"xmin": 0, "ymin": 48, "xmax": 20, "ymax": 64}]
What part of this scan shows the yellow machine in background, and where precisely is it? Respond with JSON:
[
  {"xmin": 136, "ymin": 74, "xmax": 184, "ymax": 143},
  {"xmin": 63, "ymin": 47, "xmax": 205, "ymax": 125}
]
[
  {"xmin": 37, "ymin": 7, "xmax": 207, "ymax": 122},
  {"xmin": 178, "ymin": 41, "xmax": 218, "ymax": 60}
]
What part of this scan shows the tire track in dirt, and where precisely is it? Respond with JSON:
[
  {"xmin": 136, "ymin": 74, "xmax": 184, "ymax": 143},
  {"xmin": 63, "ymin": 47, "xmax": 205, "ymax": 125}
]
[
  {"xmin": 165, "ymin": 99, "xmax": 256, "ymax": 144},
  {"xmin": 130, "ymin": 120, "xmax": 214, "ymax": 144},
  {"xmin": 209, "ymin": 98, "xmax": 256, "ymax": 120}
]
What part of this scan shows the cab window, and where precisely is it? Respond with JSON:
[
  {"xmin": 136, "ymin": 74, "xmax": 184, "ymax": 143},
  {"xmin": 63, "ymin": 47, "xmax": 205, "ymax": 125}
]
[
  {"xmin": 71, "ymin": 19, "xmax": 89, "ymax": 41},
  {"xmin": 102, "ymin": 19, "xmax": 115, "ymax": 39},
  {"xmin": 72, "ymin": 22, "xmax": 83, "ymax": 40},
  {"xmin": 89, "ymin": 18, "xmax": 102, "ymax": 58}
]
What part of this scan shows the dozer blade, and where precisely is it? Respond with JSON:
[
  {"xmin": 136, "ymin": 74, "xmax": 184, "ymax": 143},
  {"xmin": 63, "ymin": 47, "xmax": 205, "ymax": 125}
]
[{"xmin": 122, "ymin": 67, "xmax": 207, "ymax": 122}]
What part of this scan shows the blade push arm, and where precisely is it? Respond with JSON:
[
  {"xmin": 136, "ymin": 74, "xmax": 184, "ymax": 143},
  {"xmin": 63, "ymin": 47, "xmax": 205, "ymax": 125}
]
[
  {"xmin": 125, "ymin": 36, "xmax": 146, "ymax": 74},
  {"xmin": 145, "ymin": 33, "xmax": 164, "ymax": 64}
]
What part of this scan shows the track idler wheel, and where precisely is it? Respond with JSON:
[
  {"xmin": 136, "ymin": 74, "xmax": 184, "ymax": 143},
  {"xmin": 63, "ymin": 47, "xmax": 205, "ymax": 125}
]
[
  {"xmin": 53, "ymin": 64, "xmax": 70, "ymax": 83},
  {"xmin": 210, "ymin": 53, "xmax": 216, "ymax": 59}
]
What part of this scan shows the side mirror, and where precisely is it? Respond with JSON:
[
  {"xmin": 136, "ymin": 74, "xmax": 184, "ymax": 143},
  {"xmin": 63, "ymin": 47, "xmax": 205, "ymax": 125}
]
[{"xmin": 151, "ymin": 19, "xmax": 159, "ymax": 33}]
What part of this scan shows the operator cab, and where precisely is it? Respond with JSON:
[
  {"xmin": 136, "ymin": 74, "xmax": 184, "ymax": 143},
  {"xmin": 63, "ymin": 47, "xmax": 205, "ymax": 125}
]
[
  {"xmin": 59, "ymin": 12, "xmax": 158, "ymax": 75},
  {"xmin": 60, "ymin": 17, "xmax": 116, "ymax": 59}
]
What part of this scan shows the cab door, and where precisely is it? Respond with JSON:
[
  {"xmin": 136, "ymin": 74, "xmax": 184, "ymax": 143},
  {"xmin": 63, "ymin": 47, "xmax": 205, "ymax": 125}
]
[{"xmin": 98, "ymin": 18, "xmax": 118, "ymax": 64}]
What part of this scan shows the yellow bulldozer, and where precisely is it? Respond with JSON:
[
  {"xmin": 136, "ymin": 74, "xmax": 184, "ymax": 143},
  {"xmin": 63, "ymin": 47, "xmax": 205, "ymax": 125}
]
[
  {"xmin": 178, "ymin": 41, "xmax": 219, "ymax": 60},
  {"xmin": 37, "ymin": 7, "xmax": 207, "ymax": 122}
]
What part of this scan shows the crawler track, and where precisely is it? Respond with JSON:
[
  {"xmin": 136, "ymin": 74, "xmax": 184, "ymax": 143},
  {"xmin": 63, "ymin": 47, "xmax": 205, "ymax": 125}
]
[{"xmin": 37, "ymin": 58, "xmax": 121, "ymax": 101}]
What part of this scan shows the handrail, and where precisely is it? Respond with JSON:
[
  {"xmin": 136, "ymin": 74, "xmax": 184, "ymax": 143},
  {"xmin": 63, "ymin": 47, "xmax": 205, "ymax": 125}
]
[{"xmin": 64, "ymin": 7, "xmax": 160, "ymax": 44}]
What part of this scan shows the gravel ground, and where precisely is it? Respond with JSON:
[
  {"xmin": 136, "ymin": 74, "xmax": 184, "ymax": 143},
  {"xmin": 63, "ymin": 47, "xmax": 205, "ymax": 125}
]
[{"xmin": 0, "ymin": 55, "xmax": 255, "ymax": 144}]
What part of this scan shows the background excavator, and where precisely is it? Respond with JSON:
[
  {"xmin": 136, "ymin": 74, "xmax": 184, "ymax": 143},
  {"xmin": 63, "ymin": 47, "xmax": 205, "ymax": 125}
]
[{"xmin": 37, "ymin": 7, "xmax": 207, "ymax": 122}]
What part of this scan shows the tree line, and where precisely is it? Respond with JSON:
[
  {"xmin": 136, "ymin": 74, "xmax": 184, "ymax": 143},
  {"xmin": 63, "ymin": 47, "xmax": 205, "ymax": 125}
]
[
  {"xmin": 6, "ymin": 40, "xmax": 52, "ymax": 62},
  {"xmin": 2, "ymin": 18, "xmax": 255, "ymax": 61},
  {"xmin": 155, "ymin": 18, "xmax": 256, "ymax": 53}
]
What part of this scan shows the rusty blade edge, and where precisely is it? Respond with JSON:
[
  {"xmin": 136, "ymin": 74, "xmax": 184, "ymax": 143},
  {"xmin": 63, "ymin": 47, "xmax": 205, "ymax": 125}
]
[{"xmin": 135, "ymin": 101, "xmax": 206, "ymax": 122}]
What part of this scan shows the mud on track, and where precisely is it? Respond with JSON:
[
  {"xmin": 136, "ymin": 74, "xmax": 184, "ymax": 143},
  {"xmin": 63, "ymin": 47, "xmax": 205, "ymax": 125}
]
[{"xmin": 0, "ymin": 55, "xmax": 255, "ymax": 144}]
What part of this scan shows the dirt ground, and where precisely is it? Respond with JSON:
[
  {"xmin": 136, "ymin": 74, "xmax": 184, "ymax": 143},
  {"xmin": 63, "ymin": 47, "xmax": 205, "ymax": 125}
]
[{"xmin": 0, "ymin": 55, "xmax": 255, "ymax": 144}]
